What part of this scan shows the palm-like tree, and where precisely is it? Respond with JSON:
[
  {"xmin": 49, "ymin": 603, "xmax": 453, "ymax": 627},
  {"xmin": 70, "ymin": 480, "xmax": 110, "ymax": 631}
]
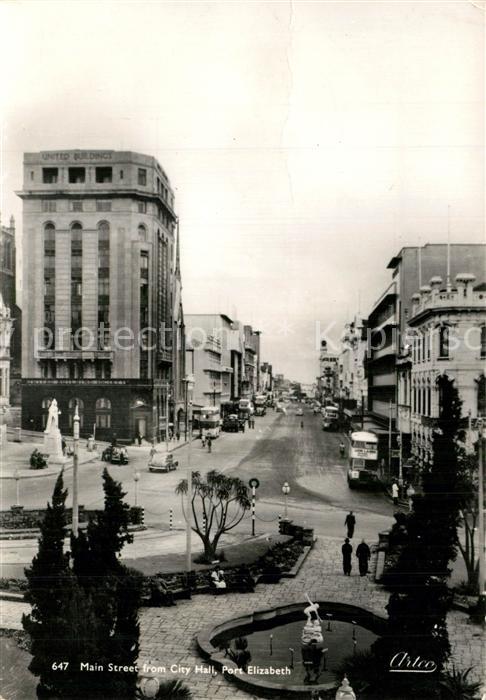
[{"xmin": 176, "ymin": 470, "xmax": 251, "ymax": 561}]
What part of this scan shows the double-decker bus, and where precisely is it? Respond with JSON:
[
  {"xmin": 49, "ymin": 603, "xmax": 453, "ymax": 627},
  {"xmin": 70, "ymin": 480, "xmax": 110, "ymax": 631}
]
[
  {"xmin": 196, "ymin": 406, "xmax": 221, "ymax": 438},
  {"xmin": 253, "ymin": 394, "xmax": 267, "ymax": 416},
  {"xmin": 322, "ymin": 405, "xmax": 339, "ymax": 430},
  {"xmin": 347, "ymin": 431, "xmax": 379, "ymax": 488}
]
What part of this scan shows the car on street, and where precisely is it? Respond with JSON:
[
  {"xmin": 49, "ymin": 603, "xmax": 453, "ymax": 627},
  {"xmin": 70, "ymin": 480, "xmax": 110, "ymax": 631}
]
[
  {"xmin": 313, "ymin": 406, "xmax": 320, "ymax": 414},
  {"xmin": 222, "ymin": 414, "xmax": 239, "ymax": 432},
  {"xmin": 101, "ymin": 445, "xmax": 129, "ymax": 465},
  {"xmin": 296, "ymin": 408, "xmax": 304, "ymax": 416},
  {"xmin": 149, "ymin": 453, "xmax": 178, "ymax": 473}
]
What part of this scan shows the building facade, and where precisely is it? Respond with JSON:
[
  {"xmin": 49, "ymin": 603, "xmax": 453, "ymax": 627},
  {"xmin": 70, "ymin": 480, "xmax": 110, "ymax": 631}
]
[
  {"xmin": 317, "ymin": 340, "xmax": 339, "ymax": 403},
  {"xmin": 0, "ymin": 214, "xmax": 21, "ymax": 408},
  {"xmin": 185, "ymin": 314, "xmax": 234, "ymax": 409},
  {"xmin": 407, "ymin": 273, "xmax": 486, "ymax": 469},
  {"xmin": 0, "ymin": 293, "xmax": 13, "ymax": 444},
  {"xmin": 18, "ymin": 149, "xmax": 184, "ymax": 442},
  {"xmin": 339, "ymin": 316, "xmax": 368, "ymax": 424}
]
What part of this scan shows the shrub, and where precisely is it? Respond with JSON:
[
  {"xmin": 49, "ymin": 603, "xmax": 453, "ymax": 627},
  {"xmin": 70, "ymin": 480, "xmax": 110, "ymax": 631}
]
[{"xmin": 439, "ymin": 666, "xmax": 482, "ymax": 699}]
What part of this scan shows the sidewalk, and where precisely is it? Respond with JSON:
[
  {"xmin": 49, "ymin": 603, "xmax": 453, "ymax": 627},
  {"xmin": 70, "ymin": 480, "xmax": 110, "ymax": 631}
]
[
  {"xmin": 2, "ymin": 535, "xmax": 484, "ymax": 698},
  {"xmin": 0, "ymin": 441, "xmax": 99, "ymax": 479}
]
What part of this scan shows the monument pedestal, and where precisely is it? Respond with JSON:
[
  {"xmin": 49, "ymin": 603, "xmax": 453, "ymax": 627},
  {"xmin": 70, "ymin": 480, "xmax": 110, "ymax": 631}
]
[{"xmin": 43, "ymin": 427, "xmax": 67, "ymax": 465}]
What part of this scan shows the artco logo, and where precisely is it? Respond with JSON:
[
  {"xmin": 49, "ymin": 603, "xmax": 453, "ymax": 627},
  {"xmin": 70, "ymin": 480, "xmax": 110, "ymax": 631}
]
[{"xmin": 389, "ymin": 652, "xmax": 437, "ymax": 673}]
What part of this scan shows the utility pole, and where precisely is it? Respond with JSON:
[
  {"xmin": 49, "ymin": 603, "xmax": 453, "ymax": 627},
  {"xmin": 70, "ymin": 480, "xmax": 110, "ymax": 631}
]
[
  {"xmin": 184, "ymin": 375, "xmax": 194, "ymax": 579},
  {"xmin": 478, "ymin": 422, "xmax": 485, "ymax": 603},
  {"xmin": 72, "ymin": 402, "xmax": 80, "ymax": 537},
  {"xmin": 164, "ymin": 384, "xmax": 170, "ymax": 452},
  {"xmin": 388, "ymin": 399, "xmax": 393, "ymax": 481}
]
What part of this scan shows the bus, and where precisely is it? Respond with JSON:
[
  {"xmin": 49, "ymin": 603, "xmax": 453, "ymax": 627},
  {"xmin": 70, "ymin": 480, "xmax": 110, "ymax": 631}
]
[
  {"xmin": 322, "ymin": 405, "xmax": 339, "ymax": 430},
  {"xmin": 254, "ymin": 395, "xmax": 267, "ymax": 416},
  {"xmin": 347, "ymin": 431, "xmax": 379, "ymax": 488},
  {"xmin": 238, "ymin": 398, "xmax": 254, "ymax": 421},
  {"xmin": 197, "ymin": 406, "xmax": 221, "ymax": 438}
]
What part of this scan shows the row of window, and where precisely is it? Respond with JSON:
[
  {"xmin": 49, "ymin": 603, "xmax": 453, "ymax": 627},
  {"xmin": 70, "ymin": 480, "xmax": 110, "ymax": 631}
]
[
  {"xmin": 42, "ymin": 200, "xmax": 112, "ymax": 213},
  {"xmin": 41, "ymin": 166, "xmax": 148, "ymax": 186},
  {"xmin": 41, "ymin": 397, "xmax": 112, "ymax": 429},
  {"xmin": 40, "ymin": 360, "xmax": 112, "ymax": 380},
  {"xmin": 1, "ymin": 240, "xmax": 14, "ymax": 271},
  {"xmin": 41, "ymin": 199, "xmax": 172, "ymax": 227},
  {"xmin": 411, "ymin": 376, "xmax": 486, "ymax": 416},
  {"xmin": 412, "ymin": 326, "xmax": 486, "ymax": 362}
]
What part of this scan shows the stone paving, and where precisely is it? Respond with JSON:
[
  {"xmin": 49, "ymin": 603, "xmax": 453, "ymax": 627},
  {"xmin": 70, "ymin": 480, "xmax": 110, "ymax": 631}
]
[{"xmin": 1, "ymin": 536, "xmax": 484, "ymax": 699}]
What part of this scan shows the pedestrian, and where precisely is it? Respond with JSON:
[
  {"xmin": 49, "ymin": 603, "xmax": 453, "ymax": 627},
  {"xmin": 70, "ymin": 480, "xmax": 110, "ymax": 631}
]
[
  {"xmin": 344, "ymin": 510, "xmax": 356, "ymax": 539},
  {"xmin": 342, "ymin": 538, "xmax": 353, "ymax": 576},
  {"xmin": 339, "ymin": 441, "xmax": 345, "ymax": 457},
  {"xmin": 406, "ymin": 483, "xmax": 415, "ymax": 512},
  {"xmin": 300, "ymin": 420, "xmax": 304, "ymax": 429},
  {"xmin": 201, "ymin": 434, "xmax": 206, "ymax": 448},
  {"xmin": 137, "ymin": 433, "xmax": 142, "ymax": 446},
  {"xmin": 176, "ymin": 430, "xmax": 180, "ymax": 442},
  {"xmin": 207, "ymin": 436, "xmax": 212, "ymax": 453},
  {"xmin": 391, "ymin": 481, "xmax": 399, "ymax": 506},
  {"xmin": 61, "ymin": 438, "xmax": 66, "ymax": 456},
  {"xmin": 149, "ymin": 443, "xmax": 157, "ymax": 466},
  {"xmin": 356, "ymin": 539, "xmax": 371, "ymax": 576}
]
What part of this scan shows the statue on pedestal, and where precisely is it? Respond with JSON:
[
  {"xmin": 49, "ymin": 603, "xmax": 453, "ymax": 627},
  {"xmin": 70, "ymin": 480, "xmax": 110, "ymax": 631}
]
[{"xmin": 43, "ymin": 398, "xmax": 65, "ymax": 464}]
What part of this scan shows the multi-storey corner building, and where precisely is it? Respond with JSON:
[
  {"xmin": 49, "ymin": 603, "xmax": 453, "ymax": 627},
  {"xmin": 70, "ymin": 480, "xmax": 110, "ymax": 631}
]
[
  {"xmin": 18, "ymin": 149, "xmax": 185, "ymax": 442},
  {"xmin": 0, "ymin": 215, "xmax": 21, "ymax": 409},
  {"xmin": 185, "ymin": 314, "xmax": 234, "ymax": 409},
  {"xmin": 366, "ymin": 243, "xmax": 486, "ymax": 474},
  {"xmin": 406, "ymin": 273, "xmax": 486, "ymax": 470},
  {"xmin": 260, "ymin": 362, "xmax": 273, "ymax": 393}
]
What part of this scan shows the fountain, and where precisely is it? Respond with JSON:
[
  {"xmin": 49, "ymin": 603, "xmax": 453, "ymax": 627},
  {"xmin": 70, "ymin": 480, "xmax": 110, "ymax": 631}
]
[{"xmin": 197, "ymin": 598, "xmax": 388, "ymax": 697}]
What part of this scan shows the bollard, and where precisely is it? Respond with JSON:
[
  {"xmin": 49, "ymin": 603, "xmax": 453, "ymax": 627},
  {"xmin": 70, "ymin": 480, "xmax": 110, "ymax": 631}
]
[
  {"xmin": 169, "ymin": 509, "xmax": 173, "ymax": 531},
  {"xmin": 202, "ymin": 514, "xmax": 207, "ymax": 533}
]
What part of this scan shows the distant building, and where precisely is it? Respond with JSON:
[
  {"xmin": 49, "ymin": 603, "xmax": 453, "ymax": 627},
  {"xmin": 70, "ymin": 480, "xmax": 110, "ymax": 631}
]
[
  {"xmin": 339, "ymin": 316, "xmax": 367, "ymax": 424},
  {"xmin": 317, "ymin": 340, "xmax": 338, "ymax": 403},
  {"xmin": 185, "ymin": 314, "xmax": 234, "ymax": 409},
  {"xmin": 242, "ymin": 325, "xmax": 261, "ymax": 396},
  {"xmin": 18, "ymin": 149, "xmax": 184, "ymax": 441}
]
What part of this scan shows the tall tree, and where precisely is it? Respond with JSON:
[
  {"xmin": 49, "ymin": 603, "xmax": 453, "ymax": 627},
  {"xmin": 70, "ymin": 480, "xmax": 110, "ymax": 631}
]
[
  {"xmin": 175, "ymin": 470, "xmax": 250, "ymax": 561},
  {"xmin": 456, "ymin": 448, "xmax": 480, "ymax": 593},
  {"xmin": 22, "ymin": 472, "xmax": 99, "ymax": 697},
  {"xmin": 72, "ymin": 468, "xmax": 141, "ymax": 698}
]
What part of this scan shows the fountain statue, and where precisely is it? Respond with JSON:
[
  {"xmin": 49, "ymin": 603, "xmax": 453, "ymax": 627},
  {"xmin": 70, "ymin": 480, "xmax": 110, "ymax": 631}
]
[
  {"xmin": 301, "ymin": 595, "xmax": 327, "ymax": 683},
  {"xmin": 43, "ymin": 399, "xmax": 66, "ymax": 464}
]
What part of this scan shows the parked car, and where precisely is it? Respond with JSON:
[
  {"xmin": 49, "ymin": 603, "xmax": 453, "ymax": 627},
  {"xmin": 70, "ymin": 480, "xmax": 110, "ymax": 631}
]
[
  {"xmin": 149, "ymin": 453, "xmax": 178, "ymax": 473},
  {"xmin": 296, "ymin": 408, "xmax": 304, "ymax": 416},
  {"xmin": 222, "ymin": 414, "xmax": 239, "ymax": 433},
  {"xmin": 102, "ymin": 445, "xmax": 129, "ymax": 465}
]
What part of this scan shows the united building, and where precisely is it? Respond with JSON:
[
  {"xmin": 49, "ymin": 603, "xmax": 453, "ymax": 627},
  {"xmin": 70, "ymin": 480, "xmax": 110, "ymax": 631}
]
[{"xmin": 18, "ymin": 150, "xmax": 186, "ymax": 442}]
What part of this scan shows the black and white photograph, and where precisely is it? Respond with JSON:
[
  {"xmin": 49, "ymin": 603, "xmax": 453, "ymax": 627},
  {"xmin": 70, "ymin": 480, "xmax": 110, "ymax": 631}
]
[{"xmin": 0, "ymin": 1, "xmax": 485, "ymax": 698}]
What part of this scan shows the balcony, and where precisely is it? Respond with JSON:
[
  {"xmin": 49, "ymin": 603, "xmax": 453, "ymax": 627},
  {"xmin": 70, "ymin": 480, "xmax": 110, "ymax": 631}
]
[
  {"xmin": 37, "ymin": 349, "xmax": 113, "ymax": 361},
  {"xmin": 157, "ymin": 349, "xmax": 173, "ymax": 364}
]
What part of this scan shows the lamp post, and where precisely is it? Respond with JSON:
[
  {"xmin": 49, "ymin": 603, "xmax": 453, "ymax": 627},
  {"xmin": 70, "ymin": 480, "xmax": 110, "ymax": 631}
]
[
  {"xmin": 183, "ymin": 374, "xmax": 195, "ymax": 577},
  {"xmin": 13, "ymin": 469, "xmax": 20, "ymax": 506},
  {"xmin": 134, "ymin": 471, "xmax": 140, "ymax": 507},
  {"xmin": 282, "ymin": 481, "xmax": 290, "ymax": 520},
  {"xmin": 72, "ymin": 402, "xmax": 80, "ymax": 537},
  {"xmin": 478, "ymin": 421, "xmax": 485, "ymax": 606}
]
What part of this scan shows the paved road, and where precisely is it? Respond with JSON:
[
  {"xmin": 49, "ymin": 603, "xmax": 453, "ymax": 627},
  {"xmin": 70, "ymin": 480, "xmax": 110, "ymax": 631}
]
[{"xmin": 1, "ymin": 404, "xmax": 395, "ymax": 576}]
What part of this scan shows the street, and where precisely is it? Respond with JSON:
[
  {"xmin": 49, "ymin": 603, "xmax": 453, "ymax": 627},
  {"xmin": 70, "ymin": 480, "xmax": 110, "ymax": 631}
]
[{"xmin": 1, "ymin": 403, "xmax": 394, "ymax": 576}]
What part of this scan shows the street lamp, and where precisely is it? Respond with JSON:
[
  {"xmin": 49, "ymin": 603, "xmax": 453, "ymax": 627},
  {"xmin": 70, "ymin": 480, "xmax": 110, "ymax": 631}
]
[
  {"xmin": 282, "ymin": 481, "xmax": 290, "ymax": 520},
  {"xmin": 72, "ymin": 402, "xmax": 80, "ymax": 537},
  {"xmin": 183, "ymin": 374, "xmax": 195, "ymax": 578},
  {"xmin": 133, "ymin": 471, "xmax": 140, "ymax": 507},
  {"xmin": 13, "ymin": 469, "xmax": 20, "ymax": 506}
]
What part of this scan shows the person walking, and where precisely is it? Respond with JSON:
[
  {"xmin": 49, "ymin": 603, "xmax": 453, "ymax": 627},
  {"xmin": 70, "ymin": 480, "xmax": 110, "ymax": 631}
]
[
  {"xmin": 391, "ymin": 481, "xmax": 399, "ymax": 506},
  {"xmin": 201, "ymin": 434, "xmax": 206, "ymax": 448},
  {"xmin": 300, "ymin": 420, "xmax": 304, "ymax": 429},
  {"xmin": 344, "ymin": 511, "xmax": 356, "ymax": 539},
  {"xmin": 342, "ymin": 538, "xmax": 353, "ymax": 576},
  {"xmin": 356, "ymin": 539, "xmax": 371, "ymax": 576},
  {"xmin": 339, "ymin": 441, "xmax": 345, "ymax": 457},
  {"xmin": 176, "ymin": 430, "xmax": 180, "ymax": 442},
  {"xmin": 207, "ymin": 436, "xmax": 212, "ymax": 453},
  {"xmin": 406, "ymin": 483, "xmax": 415, "ymax": 512}
]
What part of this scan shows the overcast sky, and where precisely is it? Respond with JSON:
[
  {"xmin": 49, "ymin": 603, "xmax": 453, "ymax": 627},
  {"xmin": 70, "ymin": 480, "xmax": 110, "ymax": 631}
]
[{"xmin": 0, "ymin": 1, "xmax": 484, "ymax": 383}]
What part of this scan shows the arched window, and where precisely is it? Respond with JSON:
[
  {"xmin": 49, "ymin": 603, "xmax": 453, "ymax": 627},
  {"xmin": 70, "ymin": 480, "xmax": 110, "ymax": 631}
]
[
  {"xmin": 41, "ymin": 398, "xmax": 51, "ymax": 429},
  {"xmin": 439, "ymin": 326, "xmax": 449, "ymax": 359},
  {"xmin": 477, "ymin": 376, "xmax": 486, "ymax": 417},
  {"xmin": 68, "ymin": 398, "xmax": 84, "ymax": 428},
  {"xmin": 96, "ymin": 398, "xmax": 111, "ymax": 428},
  {"xmin": 138, "ymin": 224, "xmax": 147, "ymax": 242}
]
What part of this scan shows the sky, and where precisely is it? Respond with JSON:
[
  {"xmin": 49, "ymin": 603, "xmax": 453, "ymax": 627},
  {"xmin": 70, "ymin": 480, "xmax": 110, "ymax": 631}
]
[{"xmin": 0, "ymin": 0, "xmax": 484, "ymax": 383}]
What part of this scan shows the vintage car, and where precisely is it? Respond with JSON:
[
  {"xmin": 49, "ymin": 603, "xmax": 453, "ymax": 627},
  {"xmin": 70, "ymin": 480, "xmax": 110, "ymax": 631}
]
[
  {"xmin": 101, "ymin": 445, "xmax": 129, "ymax": 465},
  {"xmin": 222, "ymin": 414, "xmax": 239, "ymax": 432},
  {"xmin": 149, "ymin": 452, "xmax": 178, "ymax": 473}
]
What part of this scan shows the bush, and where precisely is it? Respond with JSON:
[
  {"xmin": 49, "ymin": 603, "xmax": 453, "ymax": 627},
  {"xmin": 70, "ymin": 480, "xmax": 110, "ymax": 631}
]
[{"xmin": 439, "ymin": 666, "xmax": 482, "ymax": 700}]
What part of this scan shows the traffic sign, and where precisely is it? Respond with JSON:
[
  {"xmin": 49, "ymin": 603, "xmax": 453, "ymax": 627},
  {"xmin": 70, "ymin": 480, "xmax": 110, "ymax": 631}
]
[{"xmin": 249, "ymin": 478, "xmax": 260, "ymax": 489}]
